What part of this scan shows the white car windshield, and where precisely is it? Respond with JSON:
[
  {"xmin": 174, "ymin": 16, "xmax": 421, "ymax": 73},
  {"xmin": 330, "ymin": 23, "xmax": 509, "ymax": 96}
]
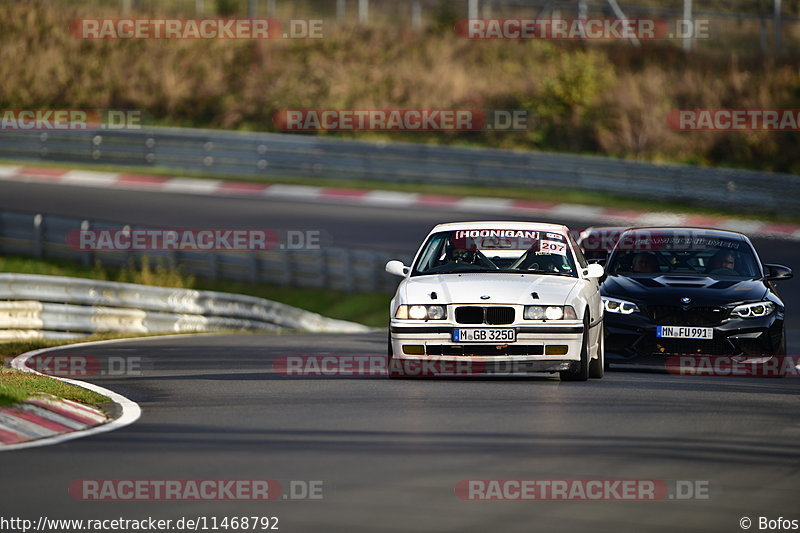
[{"xmin": 412, "ymin": 229, "xmax": 578, "ymax": 277}]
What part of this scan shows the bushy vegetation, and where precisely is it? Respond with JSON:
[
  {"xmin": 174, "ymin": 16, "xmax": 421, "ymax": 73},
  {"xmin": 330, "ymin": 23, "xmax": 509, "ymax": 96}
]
[{"xmin": 2, "ymin": 1, "xmax": 798, "ymax": 173}]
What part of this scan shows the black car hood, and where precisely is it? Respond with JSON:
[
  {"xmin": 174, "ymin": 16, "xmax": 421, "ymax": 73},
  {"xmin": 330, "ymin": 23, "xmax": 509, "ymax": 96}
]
[{"xmin": 601, "ymin": 275, "xmax": 768, "ymax": 306}]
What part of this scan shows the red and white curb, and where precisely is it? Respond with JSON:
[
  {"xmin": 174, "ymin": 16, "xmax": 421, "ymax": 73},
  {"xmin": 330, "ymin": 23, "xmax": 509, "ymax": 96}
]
[
  {"xmin": 0, "ymin": 394, "xmax": 107, "ymax": 445},
  {"xmin": 1, "ymin": 337, "xmax": 143, "ymax": 451},
  {"xmin": 1, "ymin": 164, "xmax": 799, "ymax": 241}
]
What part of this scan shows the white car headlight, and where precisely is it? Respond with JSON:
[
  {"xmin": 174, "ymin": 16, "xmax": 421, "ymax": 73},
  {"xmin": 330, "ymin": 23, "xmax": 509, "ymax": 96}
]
[
  {"xmin": 731, "ymin": 301, "xmax": 775, "ymax": 318},
  {"xmin": 395, "ymin": 304, "xmax": 447, "ymax": 320},
  {"xmin": 602, "ymin": 297, "xmax": 639, "ymax": 314},
  {"xmin": 426, "ymin": 305, "xmax": 446, "ymax": 320},
  {"xmin": 524, "ymin": 305, "xmax": 577, "ymax": 320}
]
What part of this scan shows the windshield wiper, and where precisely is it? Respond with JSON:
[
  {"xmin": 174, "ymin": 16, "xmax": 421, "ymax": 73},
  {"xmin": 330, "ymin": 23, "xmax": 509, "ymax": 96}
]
[{"xmin": 520, "ymin": 270, "xmax": 576, "ymax": 277}]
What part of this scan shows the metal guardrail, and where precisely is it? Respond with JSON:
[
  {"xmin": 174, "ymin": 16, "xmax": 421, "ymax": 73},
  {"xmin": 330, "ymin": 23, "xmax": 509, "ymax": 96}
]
[
  {"xmin": 0, "ymin": 273, "xmax": 370, "ymax": 341},
  {"xmin": 0, "ymin": 126, "xmax": 797, "ymax": 214},
  {"xmin": 0, "ymin": 210, "xmax": 412, "ymax": 294}
]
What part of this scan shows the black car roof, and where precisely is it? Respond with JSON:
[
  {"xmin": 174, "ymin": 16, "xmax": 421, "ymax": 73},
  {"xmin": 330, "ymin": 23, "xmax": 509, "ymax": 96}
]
[{"xmin": 619, "ymin": 226, "xmax": 749, "ymax": 241}]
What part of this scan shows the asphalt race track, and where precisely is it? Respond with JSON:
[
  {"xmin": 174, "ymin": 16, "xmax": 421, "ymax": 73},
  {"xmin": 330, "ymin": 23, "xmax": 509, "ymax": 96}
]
[
  {"xmin": 3, "ymin": 333, "xmax": 800, "ymax": 532},
  {"xmin": 1, "ymin": 181, "xmax": 799, "ymax": 532}
]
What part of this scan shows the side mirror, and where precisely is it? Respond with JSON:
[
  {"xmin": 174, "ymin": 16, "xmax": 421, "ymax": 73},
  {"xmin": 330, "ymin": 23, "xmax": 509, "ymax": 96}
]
[
  {"xmin": 385, "ymin": 260, "xmax": 410, "ymax": 277},
  {"xmin": 583, "ymin": 263, "xmax": 605, "ymax": 279},
  {"xmin": 764, "ymin": 264, "xmax": 793, "ymax": 281}
]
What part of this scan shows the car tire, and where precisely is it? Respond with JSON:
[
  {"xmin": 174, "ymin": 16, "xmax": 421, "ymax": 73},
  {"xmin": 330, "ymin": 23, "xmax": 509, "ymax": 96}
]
[
  {"xmin": 560, "ymin": 313, "xmax": 590, "ymax": 382},
  {"xmin": 387, "ymin": 331, "xmax": 402, "ymax": 379},
  {"xmin": 589, "ymin": 323, "xmax": 604, "ymax": 379}
]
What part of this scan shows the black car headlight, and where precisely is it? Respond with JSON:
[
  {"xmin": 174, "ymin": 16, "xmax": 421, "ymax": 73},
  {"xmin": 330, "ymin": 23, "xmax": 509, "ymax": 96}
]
[
  {"xmin": 395, "ymin": 304, "xmax": 446, "ymax": 320},
  {"xmin": 602, "ymin": 297, "xmax": 639, "ymax": 315},
  {"xmin": 524, "ymin": 305, "xmax": 577, "ymax": 320},
  {"xmin": 731, "ymin": 301, "xmax": 775, "ymax": 318}
]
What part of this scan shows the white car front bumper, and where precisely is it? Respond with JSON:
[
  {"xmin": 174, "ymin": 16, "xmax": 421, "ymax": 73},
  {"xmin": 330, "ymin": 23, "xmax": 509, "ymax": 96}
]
[{"xmin": 389, "ymin": 322, "xmax": 584, "ymax": 375}]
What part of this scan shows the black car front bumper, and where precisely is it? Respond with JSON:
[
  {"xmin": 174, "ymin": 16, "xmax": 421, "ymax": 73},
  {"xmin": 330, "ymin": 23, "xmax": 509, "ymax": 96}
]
[{"xmin": 604, "ymin": 310, "xmax": 785, "ymax": 366}]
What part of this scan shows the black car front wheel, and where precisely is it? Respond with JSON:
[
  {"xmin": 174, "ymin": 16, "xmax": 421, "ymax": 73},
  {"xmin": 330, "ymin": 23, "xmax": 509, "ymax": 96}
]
[{"xmin": 589, "ymin": 323, "xmax": 604, "ymax": 379}]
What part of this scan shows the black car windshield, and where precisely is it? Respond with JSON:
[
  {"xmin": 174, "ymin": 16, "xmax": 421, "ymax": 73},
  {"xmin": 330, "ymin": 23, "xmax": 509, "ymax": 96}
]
[
  {"xmin": 607, "ymin": 232, "xmax": 760, "ymax": 279},
  {"xmin": 412, "ymin": 229, "xmax": 577, "ymax": 277}
]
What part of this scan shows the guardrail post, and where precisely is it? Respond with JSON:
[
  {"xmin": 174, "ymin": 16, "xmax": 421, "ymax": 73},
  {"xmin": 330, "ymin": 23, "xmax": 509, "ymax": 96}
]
[
  {"xmin": 33, "ymin": 214, "xmax": 44, "ymax": 258},
  {"xmin": 208, "ymin": 251, "xmax": 219, "ymax": 280},
  {"xmin": 319, "ymin": 248, "xmax": 330, "ymax": 288},
  {"xmin": 122, "ymin": 225, "xmax": 132, "ymax": 269},
  {"xmin": 369, "ymin": 252, "xmax": 380, "ymax": 292},
  {"xmin": 80, "ymin": 220, "xmax": 92, "ymax": 268},
  {"xmin": 249, "ymin": 251, "xmax": 260, "ymax": 283},
  {"xmin": 282, "ymin": 249, "xmax": 293, "ymax": 286},
  {"xmin": 343, "ymin": 248, "xmax": 355, "ymax": 293}
]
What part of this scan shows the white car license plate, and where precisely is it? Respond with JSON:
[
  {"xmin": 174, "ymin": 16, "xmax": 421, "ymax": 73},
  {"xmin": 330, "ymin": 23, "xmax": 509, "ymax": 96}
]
[
  {"xmin": 453, "ymin": 328, "xmax": 516, "ymax": 343},
  {"xmin": 656, "ymin": 326, "xmax": 713, "ymax": 339}
]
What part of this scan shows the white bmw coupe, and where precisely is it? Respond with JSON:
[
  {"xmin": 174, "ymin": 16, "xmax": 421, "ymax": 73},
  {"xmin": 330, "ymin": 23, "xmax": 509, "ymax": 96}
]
[{"xmin": 386, "ymin": 221, "xmax": 605, "ymax": 380}]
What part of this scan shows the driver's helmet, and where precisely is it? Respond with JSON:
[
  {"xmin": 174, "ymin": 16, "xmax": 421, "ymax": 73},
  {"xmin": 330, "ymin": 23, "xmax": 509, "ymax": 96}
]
[{"xmin": 445, "ymin": 242, "xmax": 475, "ymax": 263}]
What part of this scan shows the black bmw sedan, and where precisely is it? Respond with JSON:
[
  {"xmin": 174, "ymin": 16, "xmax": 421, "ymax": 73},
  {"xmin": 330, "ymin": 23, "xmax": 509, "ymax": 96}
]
[{"xmin": 601, "ymin": 227, "xmax": 792, "ymax": 368}]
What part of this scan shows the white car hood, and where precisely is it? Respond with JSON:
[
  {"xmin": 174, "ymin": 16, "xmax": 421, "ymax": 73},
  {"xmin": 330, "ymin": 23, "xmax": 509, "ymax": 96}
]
[{"xmin": 402, "ymin": 273, "xmax": 580, "ymax": 306}]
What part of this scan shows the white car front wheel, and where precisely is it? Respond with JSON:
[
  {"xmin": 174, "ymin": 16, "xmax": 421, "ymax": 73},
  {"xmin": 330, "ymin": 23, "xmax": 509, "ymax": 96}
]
[{"xmin": 560, "ymin": 313, "xmax": 590, "ymax": 381}]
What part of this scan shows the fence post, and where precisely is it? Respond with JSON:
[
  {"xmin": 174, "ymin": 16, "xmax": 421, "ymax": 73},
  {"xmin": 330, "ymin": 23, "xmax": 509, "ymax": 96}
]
[
  {"xmin": 267, "ymin": 0, "xmax": 276, "ymax": 17},
  {"xmin": 773, "ymin": 0, "xmax": 782, "ymax": 53},
  {"xmin": 195, "ymin": 0, "xmax": 204, "ymax": 15},
  {"xmin": 248, "ymin": 0, "xmax": 257, "ymax": 18},
  {"xmin": 682, "ymin": 0, "xmax": 693, "ymax": 51},
  {"xmin": 577, "ymin": 0, "xmax": 587, "ymax": 19},
  {"xmin": 337, "ymin": 0, "xmax": 346, "ymax": 23},
  {"xmin": 468, "ymin": 0, "xmax": 478, "ymax": 19},
  {"xmin": 33, "ymin": 214, "xmax": 43, "ymax": 258},
  {"xmin": 358, "ymin": 0, "xmax": 368, "ymax": 24},
  {"xmin": 411, "ymin": 0, "xmax": 421, "ymax": 30}
]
